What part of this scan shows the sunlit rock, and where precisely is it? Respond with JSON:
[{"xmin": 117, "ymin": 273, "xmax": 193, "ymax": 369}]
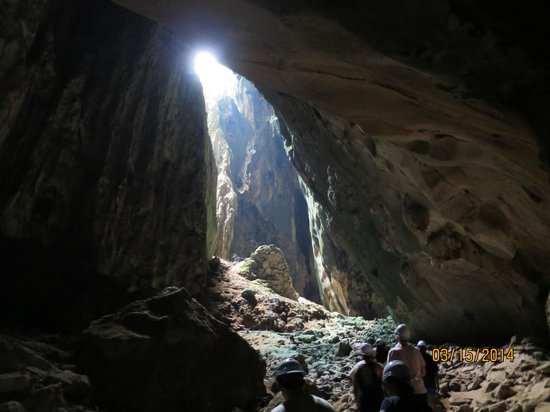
[
  {"xmin": 236, "ymin": 245, "xmax": 299, "ymax": 300},
  {"xmin": 204, "ymin": 74, "xmax": 320, "ymax": 301}
]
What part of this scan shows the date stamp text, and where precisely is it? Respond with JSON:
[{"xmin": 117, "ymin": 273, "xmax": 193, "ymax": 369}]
[{"xmin": 431, "ymin": 347, "xmax": 515, "ymax": 363}]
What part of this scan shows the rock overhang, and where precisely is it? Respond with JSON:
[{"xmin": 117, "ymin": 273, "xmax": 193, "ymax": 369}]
[{"xmin": 110, "ymin": 0, "xmax": 550, "ymax": 344}]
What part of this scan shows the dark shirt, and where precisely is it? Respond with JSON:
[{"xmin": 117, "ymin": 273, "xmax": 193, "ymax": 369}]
[
  {"xmin": 380, "ymin": 395, "xmax": 433, "ymax": 412},
  {"xmin": 375, "ymin": 345, "xmax": 389, "ymax": 364},
  {"xmin": 421, "ymin": 352, "xmax": 438, "ymax": 389},
  {"xmin": 350, "ymin": 360, "xmax": 384, "ymax": 412}
]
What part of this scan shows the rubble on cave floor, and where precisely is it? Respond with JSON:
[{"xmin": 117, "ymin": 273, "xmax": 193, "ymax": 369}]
[
  {"xmin": 206, "ymin": 258, "xmax": 550, "ymax": 412},
  {"xmin": 204, "ymin": 258, "xmax": 396, "ymax": 411},
  {"xmin": 0, "ymin": 334, "xmax": 94, "ymax": 412},
  {"xmin": 1, "ymin": 256, "xmax": 549, "ymax": 412},
  {"xmin": 435, "ymin": 337, "xmax": 550, "ymax": 412}
]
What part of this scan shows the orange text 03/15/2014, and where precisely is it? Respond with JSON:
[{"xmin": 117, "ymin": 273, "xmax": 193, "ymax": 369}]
[{"xmin": 431, "ymin": 347, "xmax": 515, "ymax": 363}]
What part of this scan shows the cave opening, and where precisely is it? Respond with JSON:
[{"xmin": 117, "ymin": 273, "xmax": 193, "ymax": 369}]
[{"xmin": 193, "ymin": 51, "xmax": 320, "ymax": 303}]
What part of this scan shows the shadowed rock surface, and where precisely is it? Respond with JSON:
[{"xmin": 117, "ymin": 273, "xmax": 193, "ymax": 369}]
[
  {"xmin": 0, "ymin": 0, "xmax": 216, "ymax": 329},
  {"xmin": 0, "ymin": 334, "xmax": 93, "ymax": 412},
  {"xmin": 79, "ymin": 287, "xmax": 266, "ymax": 412}
]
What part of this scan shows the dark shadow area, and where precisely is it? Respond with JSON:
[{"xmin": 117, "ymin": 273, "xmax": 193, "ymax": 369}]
[{"xmin": 0, "ymin": 235, "xmax": 134, "ymax": 333}]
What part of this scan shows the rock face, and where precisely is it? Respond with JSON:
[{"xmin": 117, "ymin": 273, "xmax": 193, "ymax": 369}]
[
  {"xmin": 237, "ymin": 245, "xmax": 299, "ymax": 300},
  {"xmin": 270, "ymin": 92, "xmax": 548, "ymax": 343},
  {"xmin": 208, "ymin": 77, "xmax": 319, "ymax": 301},
  {"xmin": 0, "ymin": 0, "xmax": 217, "ymax": 328},
  {"xmin": 112, "ymin": 0, "xmax": 550, "ymax": 343},
  {"xmin": 79, "ymin": 287, "xmax": 266, "ymax": 412},
  {"xmin": 0, "ymin": 334, "xmax": 93, "ymax": 412},
  {"xmin": 301, "ymin": 181, "xmax": 388, "ymax": 318}
]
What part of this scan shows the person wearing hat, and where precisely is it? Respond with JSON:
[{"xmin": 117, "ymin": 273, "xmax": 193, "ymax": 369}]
[
  {"xmin": 387, "ymin": 324, "xmax": 428, "ymax": 404},
  {"xmin": 272, "ymin": 358, "xmax": 335, "ymax": 412},
  {"xmin": 349, "ymin": 343, "xmax": 384, "ymax": 412},
  {"xmin": 380, "ymin": 361, "xmax": 433, "ymax": 412}
]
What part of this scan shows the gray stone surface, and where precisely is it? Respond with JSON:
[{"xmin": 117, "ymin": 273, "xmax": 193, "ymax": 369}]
[
  {"xmin": 0, "ymin": 402, "xmax": 27, "ymax": 412},
  {"xmin": 0, "ymin": 373, "xmax": 30, "ymax": 395},
  {"xmin": 0, "ymin": 334, "xmax": 92, "ymax": 412}
]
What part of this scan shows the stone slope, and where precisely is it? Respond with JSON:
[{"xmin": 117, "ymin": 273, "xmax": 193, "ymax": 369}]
[
  {"xmin": 0, "ymin": 334, "xmax": 94, "ymax": 412},
  {"xmin": 203, "ymin": 258, "xmax": 398, "ymax": 410}
]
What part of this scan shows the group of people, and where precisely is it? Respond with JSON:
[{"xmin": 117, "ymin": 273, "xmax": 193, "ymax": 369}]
[{"xmin": 271, "ymin": 324, "xmax": 439, "ymax": 412}]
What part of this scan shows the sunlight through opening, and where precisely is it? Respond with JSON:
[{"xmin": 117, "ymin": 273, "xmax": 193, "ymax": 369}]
[{"xmin": 193, "ymin": 51, "xmax": 238, "ymax": 109}]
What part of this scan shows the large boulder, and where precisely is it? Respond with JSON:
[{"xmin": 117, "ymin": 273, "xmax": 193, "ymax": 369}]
[
  {"xmin": 238, "ymin": 245, "xmax": 300, "ymax": 300},
  {"xmin": 78, "ymin": 287, "xmax": 265, "ymax": 412}
]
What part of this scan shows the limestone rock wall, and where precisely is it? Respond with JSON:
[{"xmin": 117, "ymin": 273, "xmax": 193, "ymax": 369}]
[
  {"xmin": 209, "ymin": 77, "xmax": 320, "ymax": 301},
  {"xmin": 0, "ymin": 0, "xmax": 217, "ymax": 328},
  {"xmin": 269, "ymin": 93, "xmax": 549, "ymax": 344},
  {"xmin": 300, "ymin": 181, "xmax": 387, "ymax": 318}
]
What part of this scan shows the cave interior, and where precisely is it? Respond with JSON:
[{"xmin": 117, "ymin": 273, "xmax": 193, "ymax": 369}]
[{"xmin": 1, "ymin": 0, "xmax": 550, "ymax": 411}]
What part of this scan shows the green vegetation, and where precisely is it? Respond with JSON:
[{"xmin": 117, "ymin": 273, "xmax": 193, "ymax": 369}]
[{"xmin": 235, "ymin": 258, "xmax": 256, "ymax": 278}]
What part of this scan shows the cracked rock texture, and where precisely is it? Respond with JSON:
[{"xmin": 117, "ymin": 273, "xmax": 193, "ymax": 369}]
[
  {"xmin": 236, "ymin": 245, "xmax": 299, "ymax": 301},
  {"xmin": 0, "ymin": 0, "xmax": 217, "ymax": 328},
  {"xmin": 112, "ymin": 0, "xmax": 550, "ymax": 343}
]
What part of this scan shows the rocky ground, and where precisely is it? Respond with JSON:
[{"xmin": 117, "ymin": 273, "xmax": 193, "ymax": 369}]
[
  {"xmin": 204, "ymin": 257, "xmax": 397, "ymax": 411},
  {"xmin": 1, "ymin": 251, "xmax": 550, "ymax": 412},
  {"xmin": 436, "ymin": 339, "xmax": 550, "ymax": 412},
  {"xmin": 0, "ymin": 334, "xmax": 93, "ymax": 412},
  {"xmin": 206, "ymin": 255, "xmax": 550, "ymax": 412}
]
